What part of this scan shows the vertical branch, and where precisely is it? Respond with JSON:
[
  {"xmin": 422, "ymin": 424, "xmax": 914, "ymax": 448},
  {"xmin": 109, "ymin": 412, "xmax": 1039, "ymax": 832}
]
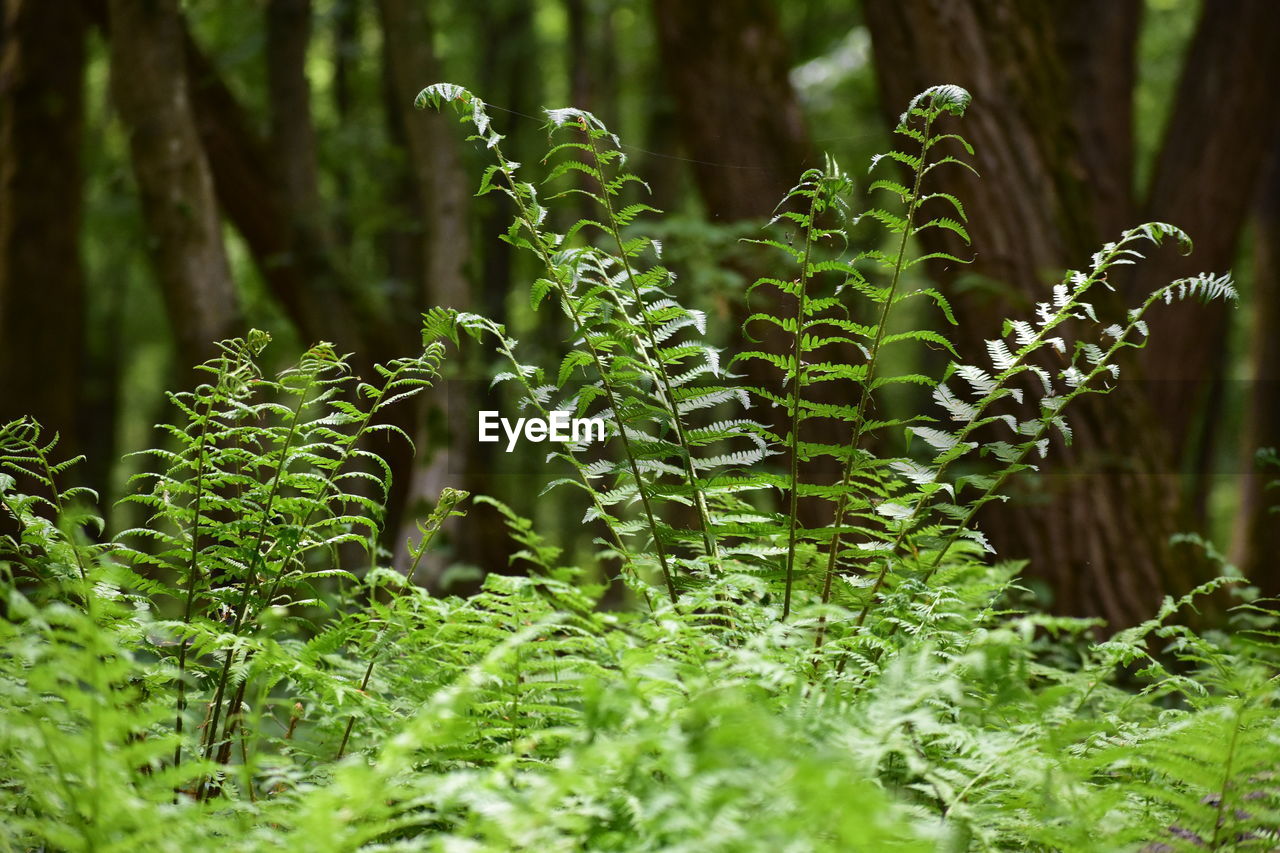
[
  {"xmin": 421, "ymin": 88, "xmax": 680, "ymax": 601},
  {"xmin": 377, "ymin": 0, "xmax": 476, "ymax": 582}
]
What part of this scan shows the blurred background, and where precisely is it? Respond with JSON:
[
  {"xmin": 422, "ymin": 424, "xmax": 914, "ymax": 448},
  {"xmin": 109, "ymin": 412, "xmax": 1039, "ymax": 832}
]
[{"xmin": 0, "ymin": 0, "xmax": 1276, "ymax": 625}]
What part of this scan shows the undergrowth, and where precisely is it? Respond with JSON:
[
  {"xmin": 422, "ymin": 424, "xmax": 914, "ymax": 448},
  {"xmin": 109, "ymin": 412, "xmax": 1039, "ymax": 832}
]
[{"xmin": 0, "ymin": 84, "xmax": 1275, "ymax": 852}]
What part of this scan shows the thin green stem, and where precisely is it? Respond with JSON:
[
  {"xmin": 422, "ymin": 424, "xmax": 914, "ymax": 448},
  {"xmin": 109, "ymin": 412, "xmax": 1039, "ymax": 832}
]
[
  {"xmin": 198, "ymin": 387, "xmax": 309, "ymax": 794},
  {"xmin": 911, "ymin": 289, "xmax": 1164, "ymax": 591},
  {"xmin": 846, "ymin": 235, "xmax": 1144, "ymax": 634},
  {"xmin": 482, "ymin": 325, "xmax": 648, "ymax": 593},
  {"xmin": 174, "ymin": 394, "xmax": 216, "ymax": 779},
  {"xmin": 782, "ymin": 184, "xmax": 822, "ymax": 620},
  {"xmin": 335, "ymin": 491, "xmax": 458, "ymax": 758},
  {"xmin": 495, "ymin": 150, "xmax": 679, "ymax": 603},
  {"xmin": 582, "ymin": 125, "xmax": 719, "ymax": 565},
  {"xmin": 815, "ymin": 114, "xmax": 933, "ymax": 647}
]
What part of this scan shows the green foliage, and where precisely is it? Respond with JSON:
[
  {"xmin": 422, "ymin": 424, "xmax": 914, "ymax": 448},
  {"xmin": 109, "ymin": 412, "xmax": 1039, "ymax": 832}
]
[{"xmin": 0, "ymin": 85, "xmax": 1273, "ymax": 852}]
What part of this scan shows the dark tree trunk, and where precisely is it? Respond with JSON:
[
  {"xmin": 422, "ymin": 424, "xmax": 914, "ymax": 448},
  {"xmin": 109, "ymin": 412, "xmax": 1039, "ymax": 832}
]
[
  {"xmin": 1132, "ymin": 0, "xmax": 1280, "ymax": 504},
  {"xmin": 377, "ymin": 0, "xmax": 469, "ymax": 317},
  {"xmin": 0, "ymin": 0, "xmax": 87, "ymax": 450},
  {"xmin": 267, "ymin": 0, "xmax": 324, "ymax": 245},
  {"xmin": 566, "ymin": 0, "xmax": 619, "ymax": 126},
  {"xmin": 651, "ymin": 0, "xmax": 811, "ymax": 221},
  {"xmin": 864, "ymin": 0, "xmax": 1280, "ymax": 625},
  {"xmin": 107, "ymin": 0, "xmax": 238, "ymax": 370},
  {"xmin": 331, "ymin": 0, "xmax": 359, "ymax": 248},
  {"xmin": 1234, "ymin": 152, "xmax": 1280, "ymax": 598},
  {"xmin": 161, "ymin": 19, "xmax": 380, "ymax": 358},
  {"xmin": 564, "ymin": 0, "xmax": 620, "ymax": 227},
  {"xmin": 475, "ymin": 0, "xmax": 536, "ymax": 326},
  {"xmin": 262, "ymin": 0, "xmax": 377, "ymax": 358}
]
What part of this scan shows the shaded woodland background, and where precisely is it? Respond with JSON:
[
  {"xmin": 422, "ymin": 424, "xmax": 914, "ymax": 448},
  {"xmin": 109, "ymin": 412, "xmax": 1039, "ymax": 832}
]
[{"xmin": 1, "ymin": 0, "xmax": 1277, "ymax": 626}]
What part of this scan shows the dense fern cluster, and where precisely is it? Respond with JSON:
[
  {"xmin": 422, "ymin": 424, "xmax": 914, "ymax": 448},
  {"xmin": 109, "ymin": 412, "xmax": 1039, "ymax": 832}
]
[{"xmin": 0, "ymin": 84, "xmax": 1275, "ymax": 851}]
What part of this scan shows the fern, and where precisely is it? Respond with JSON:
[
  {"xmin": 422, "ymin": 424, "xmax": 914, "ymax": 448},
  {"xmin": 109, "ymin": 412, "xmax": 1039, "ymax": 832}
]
[
  {"xmin": 421, "ymin": 85, "xmax": 770, "ymax": 596},
  {"xmin": 0, "ymin": 83, "xmax": 1271, "ymax": 853}
]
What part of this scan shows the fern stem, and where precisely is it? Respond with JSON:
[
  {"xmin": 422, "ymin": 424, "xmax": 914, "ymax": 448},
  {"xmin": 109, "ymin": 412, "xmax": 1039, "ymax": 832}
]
[
  {"xmin": 847, "ymin": 228, "xmax": 1146, "ymax": 634},
  {"xmin": 226, "ymin": 355, "xmax": 445, "ymax": 765},
  {"xmin": 173, "ymin": 394, "xmax": 216, "ymax": 779},
  {"xmin": 912, "ymin": 286, "xmax": 1168, "ymax": 590},
  {"xmin": 199, "ymin": 386, "xmax": 310, "ymax": 793},
  {"xmin": 335, "ymin": 492, "xmax": 454, "ymax": 758},
  {"xmin": 863, "ymin": 239, "xmax": 1170, "ymax": 627},
  {"xmin": 818, "ymin": 113, "xmax": 934, "ymax": 642},
  {"xmin": 581, "ymin": 124, "xmax": 720, "ymax": 566},
  {"xmin": 38, "ymin": 451, "xmax": 89, "ymax": 586},
  {"xmin": 425, "ymin": 90, "xmax": 678, "ymax": 600},
  {"xmin": 782, "ymin": 185, "xmax": 822, "ymax": 620},
  {"xmin": 479, "ymin": 324, "xmax": 651, "ymax": 595},
  {"xmin": 1208, "ymin": 695, "xmax": 1246, "ymax": 850},
  {"xmin": 494, "ymin": 153, "xmax": 680, "ymax": 603},
  {"xmin": 254, "ymin": 355, "xmax": 432, "ymax": 617}
]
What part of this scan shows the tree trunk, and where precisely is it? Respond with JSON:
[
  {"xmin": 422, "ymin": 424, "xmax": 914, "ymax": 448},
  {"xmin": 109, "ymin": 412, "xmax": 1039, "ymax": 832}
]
[
  {"xmin": 651, "ymin": 0, "xmax": 811, "ymax": 221},
  {"xmin": 1234, "ymin": 152, "xmax": 1280, "ymax": 597},
  {"xmin": 107, "ymin": 0, "xmax": 238, "ymax": 370},
  {"xmin": 864, "ymin": 0, "xmax": 1280, "ymax": 624},
  {"xmin": 264, "ymin": 0, "xmax": 378, "ymax": 360},
  {"xmin": 377, "ymin": 0, "xmax": 481, "ymax": 584},
  {"xmin": 1132, "ymin": 0, "xmax": 1280, "ymax": 509},
  {"xmin": 331, "ymin": 0, "xmax": 359, "ymax": 249},
  {"xmin": 565, "ymin": 0, "xmax": 619, "ymax": 127},
  {"xmin": 0, "ymin": 0, "xmax": 87, "ymax": 450}
]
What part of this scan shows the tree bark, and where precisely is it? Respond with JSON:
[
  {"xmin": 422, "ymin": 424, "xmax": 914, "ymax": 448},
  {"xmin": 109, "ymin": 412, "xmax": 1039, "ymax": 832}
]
[
  {"xmin": 651, "ymin": 0, "xmax": 811, "ymax": 221},
  {"xmin": 108, "ymin": 0, "xmax": 238, "ymax": 369},
  {"xmin": 377, "ymin": 0, "xmax": 469, "ymax": 317},
  {"xmin": 1132, "ymin": 0, "xmax": 1280, "ymax": 498},
  {"xmin": 0, "ymin": 0, "xmax": 87, "ymax": 448},
  {"xmin": 262, "ymin": 0, "xmax": 377, "ymax": 357},
  {"xmin": 331, "ymin": 0, "xmax": 359, "ymax": 249},
  {"xmin": 377, "ymin": 0, "xmax": 480, "ymax": 584},
  {"xmin": 864, "ymin": 0, "xmax": 1280, "ymax": 624},
  {"xmin": 1234, "ymin": 152, "xmax": 1280, "ymax": 598}
]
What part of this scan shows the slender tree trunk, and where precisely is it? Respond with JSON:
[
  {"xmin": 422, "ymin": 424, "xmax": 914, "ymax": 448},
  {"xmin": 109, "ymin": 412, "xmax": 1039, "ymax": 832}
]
[
  {"xmin": 377, "ymin": 0, "xmax": 469, "ymax": 317},
  {"xmin": 864, "ymin": 0, "xmax": 1280, "ymax": 625},
  {"xmin": 331, "ymin": 0, "xmax": 359, "ymax": 249},
  {"xmin": 267, "ymin": 0, "xmax": 324, "ymax": 238},
  {"xmin": 377, "ymin": 0, "xmax": 479, "ymax": 584},
  {"xmin": 262, "ymin": 0, "xmax": 373, "ymax": 356},
  {"xmin": 566, "ymin": 0, "xmax": 619, "ymax": 127},
  {"xmin": 564, "ymin": 0, "xmax": 619, "ymax": 227},
  {"xmin": 108, "ymin": 0, "xmax": 238, "ymax": 370},
  {"xmin": 0, "ymin": 0, "xmax": 87, "ymax": 449}
]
